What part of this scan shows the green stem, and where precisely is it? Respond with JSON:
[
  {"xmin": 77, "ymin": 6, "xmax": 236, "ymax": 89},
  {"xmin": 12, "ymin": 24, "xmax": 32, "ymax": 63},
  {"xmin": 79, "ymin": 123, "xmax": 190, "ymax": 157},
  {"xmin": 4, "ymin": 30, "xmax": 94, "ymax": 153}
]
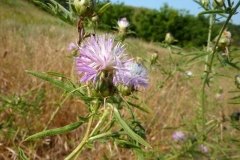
[
  {"xmin": 167, "ymin": 46, "xmax": 177, "ymax": 74},
  {"xmin": 205, "ymin": 14, "xmax": 214, "ymax": 71},
  {"xmin": 44, "ymin": 95, "xmax": 69, "ymax": 131},
  {"xmin": 89, "ymin": 108, "xmax": 110, "ymax": 137},
  {"xmin": 64, "ymin": 115, "xmax": 94, "ymax": 160},
  {"xmin": 201, "ymin": 13, "xmax": 233, "ymax": 128}
]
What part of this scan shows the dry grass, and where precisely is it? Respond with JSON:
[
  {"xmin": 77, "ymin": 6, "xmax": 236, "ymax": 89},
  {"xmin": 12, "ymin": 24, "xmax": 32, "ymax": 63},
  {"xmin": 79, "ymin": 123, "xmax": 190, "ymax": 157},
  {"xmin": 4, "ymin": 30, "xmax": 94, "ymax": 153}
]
[{"xmin": 1, "ymin": 0, "xmax": 240, "ymax": 159}]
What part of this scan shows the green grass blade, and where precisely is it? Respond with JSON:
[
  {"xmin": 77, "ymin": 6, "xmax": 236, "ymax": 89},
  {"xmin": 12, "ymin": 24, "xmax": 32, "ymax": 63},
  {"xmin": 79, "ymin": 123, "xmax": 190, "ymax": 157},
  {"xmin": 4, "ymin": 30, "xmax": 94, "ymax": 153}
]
[
  {"xmin": 18, "ymin": 148, "xmax": 29, "ymax": 160},
  {"xmin": 25, "ymin": 121, "xmax": 84, "ymax": 141}
]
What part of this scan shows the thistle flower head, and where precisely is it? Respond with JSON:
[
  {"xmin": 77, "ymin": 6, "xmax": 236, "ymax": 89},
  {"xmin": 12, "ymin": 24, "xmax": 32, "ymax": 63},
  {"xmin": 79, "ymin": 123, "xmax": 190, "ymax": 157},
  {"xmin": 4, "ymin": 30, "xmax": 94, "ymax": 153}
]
[
  {"xmin": 75, "ymin": 34, "xmax": 127, "ymax": 83},
  {"xmin": 115, "ymin": 61, "xmax": 148, "ymax": 89},
  {"xmin": 118, "ymin": 17, "xmax": 130, "ymax": 31},
  {"xmin": 172, "ymin": 131, "xmax": 185, "ymax": 142}
]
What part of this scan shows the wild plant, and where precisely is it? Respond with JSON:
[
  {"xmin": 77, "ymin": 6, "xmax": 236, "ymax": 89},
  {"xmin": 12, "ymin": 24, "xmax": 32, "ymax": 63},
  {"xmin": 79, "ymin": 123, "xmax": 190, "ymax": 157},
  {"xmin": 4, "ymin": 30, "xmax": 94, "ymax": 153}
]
[{"xmin": 18, "ymin": 0, "xmax": 240, "ymax": 160}]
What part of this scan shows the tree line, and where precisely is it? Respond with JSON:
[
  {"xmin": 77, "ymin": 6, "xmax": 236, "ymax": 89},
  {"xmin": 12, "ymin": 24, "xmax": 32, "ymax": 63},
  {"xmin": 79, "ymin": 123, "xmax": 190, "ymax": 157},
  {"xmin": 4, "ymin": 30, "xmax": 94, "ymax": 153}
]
[{"xmin": 36, "ymin": 0, "xmax": 240, "ymax": 47}]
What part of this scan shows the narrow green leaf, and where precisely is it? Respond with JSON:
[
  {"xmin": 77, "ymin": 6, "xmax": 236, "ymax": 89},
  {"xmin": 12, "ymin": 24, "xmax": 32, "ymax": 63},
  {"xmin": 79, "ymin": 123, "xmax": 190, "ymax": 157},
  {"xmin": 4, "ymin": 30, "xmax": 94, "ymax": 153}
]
[
  {"xmin": 186, "ymin": 53, "xmax": 208, "ymax": 64},
  {"xmin": 228, "ymin": 90, "xmax": 240, "ymax": 93},
  {"xmin": 183, "ymin": 51, "xmax": 209, "ymax": 56},
  {"xmin": 98, "ymin": 2, "xmax": 111, "ymax": 14},
  {"xmin": 25, "ymin": 70, "xmax": 83, "ymax": 96},
  {"xmin": 49, "ymin": 0, "xmax": 70, "ymax": 15},
  {"xmin": 18, "ymin": 148, "xmax": 29, "ymax": 160},
  {"xmin": 45, "ymin": 71, "xmax": 66, "ymax": 78},
  {"xmin": 32, "ymin": 0, "xmax": 55, "ymax": 14},
  {"xmin": 114, "ymin": 139, "xmax": 141, "ymax": 149},
  {"xmin": 199, "ymin": 10, "xmax": 226, "ymax": 15},
  {"xmin": 228, "ymin": 102, "xmax": 240, "ymax": 104},
  {"xmin": 127, "ymin": 101, "xmax": 151, "ymax": 114},
  {"xmin": 230, "ymin": 96, "xmax": 240, "ymax": 100},
  {"xmin": 214, "ymin": 73, "xmax": 231, "ymax": 78},
  {"xmin": 78, "ymin": 115, "xmax": 90, "ymax": 122},
  {"xmin": 108, "ymin": 104, "xmax": 151, "ymax": 148},
  {"xmin": 25, "ymin": 121, "xmax": 84, "ymax": 141}
]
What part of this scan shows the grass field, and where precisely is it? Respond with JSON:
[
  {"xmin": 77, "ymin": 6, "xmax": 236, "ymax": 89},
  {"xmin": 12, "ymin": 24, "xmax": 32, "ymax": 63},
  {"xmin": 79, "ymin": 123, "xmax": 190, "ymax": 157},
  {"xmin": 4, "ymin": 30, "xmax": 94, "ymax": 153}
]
[{"xmin": 1, "ymin": 0, "xmax": 240, "ymax": 159}]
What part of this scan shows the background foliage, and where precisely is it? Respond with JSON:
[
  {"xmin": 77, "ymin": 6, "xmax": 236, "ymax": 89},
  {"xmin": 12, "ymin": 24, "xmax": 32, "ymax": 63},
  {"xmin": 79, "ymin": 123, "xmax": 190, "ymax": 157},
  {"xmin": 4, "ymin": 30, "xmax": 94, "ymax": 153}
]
[{"xmin": 34, "ymin": 0, "xmax": 240, "ymax": 47}]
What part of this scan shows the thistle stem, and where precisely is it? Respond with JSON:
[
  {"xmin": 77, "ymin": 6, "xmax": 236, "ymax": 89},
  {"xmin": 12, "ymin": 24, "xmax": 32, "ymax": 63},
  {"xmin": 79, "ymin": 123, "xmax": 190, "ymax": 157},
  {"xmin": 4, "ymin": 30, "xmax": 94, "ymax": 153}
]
[
  {"xmin": 201, "ymin": 13, "xmax": 233, "ymax": 128},
  {"xmin": 65, "ymin": 115, "xmax": 94, "ymax": 160}
]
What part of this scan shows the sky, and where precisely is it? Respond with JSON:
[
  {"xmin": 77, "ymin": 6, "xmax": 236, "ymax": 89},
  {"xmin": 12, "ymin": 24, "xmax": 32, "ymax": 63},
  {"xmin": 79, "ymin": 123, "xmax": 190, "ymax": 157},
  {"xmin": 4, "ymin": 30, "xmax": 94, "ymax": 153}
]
[{"xmin": 110, "ymin": 0, "xmax": 240, "ymax": 25}]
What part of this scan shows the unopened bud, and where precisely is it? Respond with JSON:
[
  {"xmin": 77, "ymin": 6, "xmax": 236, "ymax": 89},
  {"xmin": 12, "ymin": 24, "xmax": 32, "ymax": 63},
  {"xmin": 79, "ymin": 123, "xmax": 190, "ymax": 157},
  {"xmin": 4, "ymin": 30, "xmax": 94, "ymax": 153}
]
[
  {"xmin": 117, "ymin": 84, "xmax": 134, "ymax": 96},
  {"xmin": 91, "ymin": 15, "xmax": 99, "ymax": 23},
  {"xmin": 212, "ymin": 0, "xmax": 224, "ymax": 9},
  {"xmin": 165, "ymin": 33, "xmax": 177, "ymax": 45},
  {"xmin": 150, "ymin": 52, "xmax": 158, "ymax": 64},
  {"xmin": 92, "ymin": 71, "xmax": 115, "ymax": 97},
  {"xmin": 235, "ymin": 75, "xmax": 240, "ymax": 88},
  {"xmin": 201, "ymin": 0, "xmax": 209, "ymax": 8},
  {"xmin": 213, "ymin": 29, "xmax": 231, "ymax": 51},
  {"xmin": 74, "ymin": 0, "xmax": 95, "ymax": 17},
  {"xmin": 117, "ymin": 17, "xmax": 129, "ymax": 31}
]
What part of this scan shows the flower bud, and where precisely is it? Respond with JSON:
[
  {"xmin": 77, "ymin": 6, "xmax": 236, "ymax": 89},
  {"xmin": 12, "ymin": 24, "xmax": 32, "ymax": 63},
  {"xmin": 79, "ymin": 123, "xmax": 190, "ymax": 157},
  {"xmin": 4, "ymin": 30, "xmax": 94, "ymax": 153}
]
[
  {"xmin": 92, "ymin": 71, "xmax": 115, "ymax": 97},
  {"xmin": 212, "ymin": 0, "xmax": 224, "ymax": 9},
  {"xmin": 117, "ymin": 84, "xmax": 134, "ymax": 96},
  {"xmin": 201, "ymin": 0, "xmax": 209, "ymax": 8},
  {"xmin": 117, "ymin": 18, "xmax": 129, "ymax": 41},
  {"xmin": 150, "ymin": 52, "xmax": 158, "ymax": 64},
  {"xmin": 117, "ymin": 17, "xmax": 129, "ymax": 31},
  {"xmin": 164, "ymin": 33, "xmax": 177, "ymax": 45},
  {"xmin": 235, "ymin": 75, "xmax": 240, "ymax": 88},
  {"xmin": 74, "ymin": 0, "xmax": 95, "ymax": 17},
  {"xmin": 91, "ymin": 15, "xmax": 99, "ymax": 23}
]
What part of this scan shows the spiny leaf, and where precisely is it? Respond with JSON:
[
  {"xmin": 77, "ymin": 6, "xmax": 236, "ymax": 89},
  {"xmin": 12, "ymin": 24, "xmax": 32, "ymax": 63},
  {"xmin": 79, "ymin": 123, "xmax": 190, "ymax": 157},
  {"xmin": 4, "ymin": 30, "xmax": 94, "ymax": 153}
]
[{"xmin": 25, "ymin": 121, "xmax": 84, "ymax": 141}]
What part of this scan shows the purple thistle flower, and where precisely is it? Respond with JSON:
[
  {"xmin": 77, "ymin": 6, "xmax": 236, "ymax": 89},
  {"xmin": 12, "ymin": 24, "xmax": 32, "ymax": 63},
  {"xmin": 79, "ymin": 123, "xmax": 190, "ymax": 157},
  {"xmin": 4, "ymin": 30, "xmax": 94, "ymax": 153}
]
[
  {"xmin": 172, "ymin": 131, "xmax": 185, "ymax": 142},
  {"xmin": 68, "ymin": 42, "xmax": 78, "ymax": 51},
  {"xmin": 115, "ymin": 61, "xmax": 148, "ymax": 89},
  {"xmin": 75, "ymin": 34, "xmax": 128, "ymax": 83},
  {"xmin": 199, "ymin": 144, "xmax": 208, "ymax": 153}
]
